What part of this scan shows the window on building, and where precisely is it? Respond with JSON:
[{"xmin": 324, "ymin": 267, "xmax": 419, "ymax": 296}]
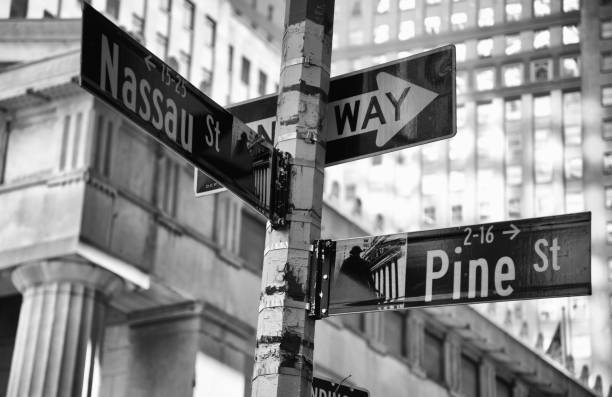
[
  {"xmin": 349, "ymin": 30, "xmax": 364, "ymax": 45},
  {"xmin": 398, "ymin": 20, "xmax": 415, "ymax": 40},
  {"xmin": 602, "ymin": 18, "xmax": 612, "ymax": 39},
  {"xmin": 105, "ymin": 0, "xmax": 119, "ymax": 18},
  {"xmin": 10, "ymin": 0, "xmax": 29, "ymax": 17},
  {"xmin": 131, "ymin": 13, "xmax": 144, "ymax": 38},
  {"xmin": 200, "ymin": 67, "xmax": 213, "ymax": 95},
  {"xmin": 505, "ymin": 98, "xmax": 522, "ymax": 120},
  {"xmin": 604, "ymin": 118, "xmax": 612, "ymax": 140},
  {"xmin": 423, "ymin": 331, "xmax": 444, "ymax": 382},
  {"xmin": 535, "ymin": 129, "xmax": 553, "ymax": 182},
  {"xmin": 258, "ymin": 70, "xmax": 267, "ymax": 96},
  {"xmin": 451, "ymin": 12, "xmax": 468, "ymax": 30},
  {"xmin": 496, "ymin": 377, "xmax": 512, "ymax": 397},
  {"xmin": 604, "ymin": 151, "xmax": 612, "ymax": 174},
  {"xmin": 602, "ymin": 52, "xmax": 612, "ymax": 71},
  {"xmin": 352, "ymin": 197, "xmax": 363, "ymax": 215},
  {"xmin": 425, "ymin": 16, "xmax": 441, "ymax": 34},
  {"xmin": 423, "ymin": 206, "xmax": 436, "ymax": 225},
  {"xmin": 603, "ymin": 86, "xmax": 612, "ymax": 106},
  {"xmin": 461, "ymin": 355, "xmax": 479, "ymax": 397},
  {"xmin": 228, "ymin": 45, "xmax": 234, "ymax": 72},
  {"xmin": 204, "ymin": 16, "xmax": 216, "ymax": 47},
  {"xmin": 426, "ymin": 0, "xmax": 441, "ymax": 3},
  {"xmin": 179, "ymin": 51, "xmax": 191, "ymax": 78},
  {"xmin": 506, "ymin": 0, "xmax": 522, "ymax": 21},
  {"xmin": 374, "ymin": 24, "xmax": 390, "ymax": 43},
  {"xmin": 183, "ymin": 0, "xmax": 195, "ymax": 30},
  {"xmin": 563, "ymin": 91, "xmax": 582, "ymax": 145},
  {"xmin": 351, "ymin": 1, "xmax": 362, "ymax": 16},
  {"xmin": 533, "ymin": 29, "xmax": 550, "ymax": 49},
  {"xmin": 563, "ymin": 25, "xmax": 580, "ymax": 44},
  {"xmin": 155, "ymin": 33, "xmax": 168, "ymax": 58},
  {"xmin": 377, "ymin": 0, "xmax": 390, "ymax": 13},
  {"xmin": 449, "ymin": 171, "xmax": 466, "ymax": 192},
  {"xmin": 566, "ymin": 192, "xmax": 584, "ymax": 212},
  {"xmin": 266, "ymin": 4, "xmax": 274, "ymax": 20},
  {"xmin": 241, "ymin": 56, "xmax": 251, "ymax": 85},
  {"xmin": 239, "ymin": 209, "xmax": 265, "ymax": 270},
  {"xmin": 534, "ymin": 0, "xmax": 551, "ymax": 16},
  {"xmin": 565, "ymin": 157, "xmax": 583, "ymax": 180},
  {"xmin": 502, "ymin": 63, "xmax": 524, "ymax": 87},
  {"xmin": 371, "ymin": 155, "xmax": 383, "ymax": 165},
  {"xmin": 477, "ymin": 101, "xmax": 494, "ymax": 125},
  {"xmin": 477, "ymin": 38, "xmax": 493, "ymax": 58},
  {"xmin": 451, "ymin": 204, "xmax": 463, "ymax": 224},
  {"xmin": 457, "ymin": 105, "xmax": 467, "ymax": 127},
  {"xmin": 608, "ymin": 258, "xmax": 612, "ymax": 280},
  {"xmin": 505, "ymin": 34, "xmax": 521, "ymax": 55},
  {"xmin": 456, "ymin": 71, "xmax": 468, "ymax": 95},
  {"xmin": 479, "ymin": 7, "xmax": 494, "ymax": 27},
  {"xmin": 561, "ymin": 56, "xmax": 580, "ymax": 78},
  {"xmin": 345, "ymin": 184, "xmax": 356, "ymax": 199},
  {"xmin": 507, "ymin": 165, "xmax": 523, "ymax": 185},
  {"xmin": 384, "ymin": 312, "xmax": 405, "ymax": 356},
  {"xmin": 160, "ymin": 0, "xmax": 170, "ymax": 12},
  {"xmin": 531, "ymin": 59, "xmax": 552, "ymax": 82},
  {"xmin": 564, "ymin": 0, "xmax": 580, "ymax": 11},
  {"xmin": 606, "ymin": 222, "xmax": 612, "ymax": 244},
  {"xmin": 479, "ymin": 200, "xmax": 493, "ymax": 221},
  {"xmin": 475, "ymin": 68, "xmax": 495, "ymax": 91},
  {"xmin": 455, "ymin": 43, "xmax": 466, "ymax": 62},
  {"xmin": 605, "ymin": 186, "xmax": 612, "ymax": 208},
  {"xmin": 508, "ymin": 196, "xmax": 521, "ymax": 218},
  {"xmin": 399, "ymin": 0, "xmax": 415, "ymax": 10}
]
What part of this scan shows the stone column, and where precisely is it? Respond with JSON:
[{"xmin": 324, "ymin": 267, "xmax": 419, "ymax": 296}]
[
  {"xmin": 444, "ymin": 332, "xmax": 462, "ymax": 394},
  {"xmin": 7, "ymin": 259, "xmax": 123, "ymax": 397}
]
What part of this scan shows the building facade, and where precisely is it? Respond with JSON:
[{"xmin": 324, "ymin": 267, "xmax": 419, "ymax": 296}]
[
  {"xmin": 325, "ymin": 0, "xmax": 612, "ymax": 391},
  {"xmin": 0, "ymin": 0, "xmax": 608, "ymax": 396}
]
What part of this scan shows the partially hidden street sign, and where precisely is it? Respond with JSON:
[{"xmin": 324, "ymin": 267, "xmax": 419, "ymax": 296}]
[
  {"xmin": 195, "ymin": 46, "xmax": 455, "ymax": 195},
  {"xmin": 312, "ymin": 376, "xmax": 369, "ymax": 397},
  {"xmin": 309, "ymin": 212, "xmax": 591, "ymax": 317},
  {"xmin": 80, "ymin": 4, "xmax": 277, "ymax": 217}
]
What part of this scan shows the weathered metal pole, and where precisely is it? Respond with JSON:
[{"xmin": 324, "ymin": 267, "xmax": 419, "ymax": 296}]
[{"xmin": 251, "ymin": 1, "xmax": 334, "ymax": 396}]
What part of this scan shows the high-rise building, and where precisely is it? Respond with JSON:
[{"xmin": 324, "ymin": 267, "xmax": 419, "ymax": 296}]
[{"xmin": 325, "ymin": 0, "xmax": 612, "ymax": 390}]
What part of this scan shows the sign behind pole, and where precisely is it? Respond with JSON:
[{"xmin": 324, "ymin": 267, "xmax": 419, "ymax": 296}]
[
  {"xmin": 312, "ymin": 376, "xmax": 369, "ymax": 397},
  {"xmin": 310, "ymin": 212, "xmax": 591, "ymax": 317},
  {"xmin": 194, "ymin": 95, "xmax": 277, "ymax": 197},
  {"xmin": 80, "ymin": 3, "xmax": 274, "ymax": 217}
]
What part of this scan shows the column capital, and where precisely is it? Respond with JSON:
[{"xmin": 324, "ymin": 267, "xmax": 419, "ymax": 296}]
[{"xmin": 11, "ymin": 259, "xmax": 124, "ymax": 298}]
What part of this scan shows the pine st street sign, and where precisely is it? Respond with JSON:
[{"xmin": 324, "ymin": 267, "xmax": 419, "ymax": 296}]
[
  {"xmin": 195, "ymin": 46, "xmax": 455, "ymax": 195},
  {"xmin": 309, "ymin": 212, "xmax": 591, "ymax": 317},
  {"xmin": 80, "ymin": 4, "xmax": 278, "ymax": 218}
]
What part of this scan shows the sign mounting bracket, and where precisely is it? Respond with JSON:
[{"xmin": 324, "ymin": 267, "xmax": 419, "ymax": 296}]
[{"xmin": 308, "ymin": 239, "xmax": 335, "ymax": 319}]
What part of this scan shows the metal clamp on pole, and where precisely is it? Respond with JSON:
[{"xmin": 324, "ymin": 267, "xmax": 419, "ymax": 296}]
[
  {"xmin": 270, "ymin": 149, "xmax": 291, "ymax": 229},
  {"xmin": 308, "ymin": 239, "xmax": 335, "ymax": 319}
]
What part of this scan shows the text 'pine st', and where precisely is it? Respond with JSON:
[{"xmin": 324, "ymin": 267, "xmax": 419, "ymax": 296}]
[{"xmin": 311, "ymin": 212, "xmax": 590, "ymax": 317}]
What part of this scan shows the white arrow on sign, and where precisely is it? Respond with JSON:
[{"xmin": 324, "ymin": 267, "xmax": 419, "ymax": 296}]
[
  {"xmin": 326, "ymin": 72, "xmax": 438, "ymax": 147},
  {"xmin": 502, "ymin": 224, "xmax": 520, "ymax": 240}
]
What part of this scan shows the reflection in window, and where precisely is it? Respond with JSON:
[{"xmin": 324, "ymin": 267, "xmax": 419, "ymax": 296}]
[
  {"xmin": 451, "ymin": 12, "xmax": 468, "ymax": 30},
  {"xmin": 479, "ymin": 7, "xmax": 494, "ymax": 27},
  {"xmin": 533, "ymin": 29, "xmax": 550, "ymax": 49},
  {"xmin": 563, "ymin": 0, "xmax": 580, "ymax": 12},
  {"xmin": 604, "ymin": 151, "xmax": 612, "ymax": 174},
  {"xmin": 502, "ymin": 64, "xmax": 524, "ymax": 87},
  {"xmin": 531, "ymin": 59, "xmax": 552, "ymax": 82},
  {"xmin": 605, "ymin": 186, "xmax": 612, "ymax": 208},
  {"xmin": 565, "ymin": 157, "xmax": 583, "ymax": 180},
  {"xmin": 377, "ymin": 0, "xmax": 390, "ymax": 13},
  {"xmin": 455, "ymin": 43, "xmax": 466, "ymax": 62},
  {"xmin": 506, "ymin": 0, "xmax": 522, "ymax": 21},
  {"xmin": 477, "ymin": 38, "xmax": 493, "ymax": 58},
  {"xmin": 399, "ymin": 0, "xmax": 416, "ymax": 10},
  {"xmin": 566, "ymin": 192, "xmax": 584, "ymax": 212},
  {"xmin": 563, "ymin": 25, "xmax": 580, "ymax": 45},
  {"xmin": 374, "ymin": 24, "xmax": 390, "ymax": 43},
  {"xmin": 425, "ymin": 16, "xmax": 441, "ymax": 34},
  {"xmin": 534, "ymin": 0, "xmax": 551, "ymax": 17},
  {"xmin": 561, "ymin": 56, "xmax": 580, "ymax": 78},
  {"xmin": 506, "ymin": 34, "xmax": 521, "ymax": 55},
  {"xmin": 398, "ymin": 21, "xmax": 415, "ymax": 40},
  {"xmin": 475, "ymin": 68, "xmax": 495, "ymax": 91}
]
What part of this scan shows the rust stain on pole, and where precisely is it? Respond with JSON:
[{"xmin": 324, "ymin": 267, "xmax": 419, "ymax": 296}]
[{"xmin": 251, "ymin": 0, "xmax": 334, "ymax": 396}]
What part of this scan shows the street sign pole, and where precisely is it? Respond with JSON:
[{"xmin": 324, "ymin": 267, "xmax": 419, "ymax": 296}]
[{"xmin": 251, "ymin": 1, "xmax": 334, "ymax": 396}]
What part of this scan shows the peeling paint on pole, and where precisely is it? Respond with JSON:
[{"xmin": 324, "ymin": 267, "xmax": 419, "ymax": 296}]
[{"xmin": 251, "ymin": 1, "xmax": 334, "ymax": 396}]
